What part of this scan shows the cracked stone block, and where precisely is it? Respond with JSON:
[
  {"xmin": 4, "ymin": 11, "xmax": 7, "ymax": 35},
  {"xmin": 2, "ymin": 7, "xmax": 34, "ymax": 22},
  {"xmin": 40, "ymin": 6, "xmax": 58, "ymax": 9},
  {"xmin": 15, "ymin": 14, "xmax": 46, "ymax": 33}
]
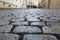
[
  {"xmin": 0, "ymin": 33, "xmax": 20, "ymax": 40},
  {"xmin": 31, "ymin": 22, "xmax": 45, "ymax": 26},
  {"xmin": 43, "ymin": 27, "xmax": 60, "ymax": 34},
  {"xmin": 12, "ymin": 21, "xmax": 28, "ymax": 25},
  {"xmin": 13, "ymin": 26, "xmax": 41, "ymax": 33},
  {"xmin": 27, "ymin": 17, "xmax": 40, "ymax": 21},
  {"xmin": 0, "ymin": 20, "xmax": 9, "ymax": 25},
  {"xmin": 0, "ymin": 25, "xmax": 13, "ymax": 32},
  {"xmin": 23, "ymin": 34, "xmax": 57, "ymax": 40},
  {"xmin": 11, "ymin": 17, "xmax": 25, "ymax": 21}
]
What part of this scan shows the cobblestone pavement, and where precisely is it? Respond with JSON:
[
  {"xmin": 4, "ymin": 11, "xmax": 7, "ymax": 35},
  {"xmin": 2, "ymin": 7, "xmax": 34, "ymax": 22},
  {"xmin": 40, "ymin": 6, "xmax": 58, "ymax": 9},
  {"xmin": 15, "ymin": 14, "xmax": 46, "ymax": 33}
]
[{"xmin": 0, "ymin": 9, "xmax": 60, "ymax": 40}]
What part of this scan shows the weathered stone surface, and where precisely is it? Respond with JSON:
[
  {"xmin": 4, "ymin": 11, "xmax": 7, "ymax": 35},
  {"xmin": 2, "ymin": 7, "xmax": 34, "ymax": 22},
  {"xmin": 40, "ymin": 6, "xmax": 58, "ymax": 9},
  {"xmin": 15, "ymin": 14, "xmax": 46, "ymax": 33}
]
[
  {"xmin": 56, "ymin": 17, "xmax": 60, "ymax": 20},
  {"xmin": 0, "ymin": 9, "xmax": 60, "ymax": 40},
  {"xmin": 43, "ymin": 27, "xmax": 52, "ymax": 33},
  {"xmin": 43, "ymin": 27, "xmax": 60, "ymax": 34},
  {"xmin": 11, "ymin": 17, "xmax": 25, "ymax": 21},
  {"xmin": 47, "ymin": 22, "xmax": 60, "ymax": 27},
  {"xmin": 23, "ymin": 34, "xmax": 57, "ymax": 40},
  {"xmin": 0, "ymin": 33, "xmax": 20, "ymax": 40},
  {"xmin": 0, "ymin": 21, "xmax": 9, "ymax": 25},
  {"xmin": 12, "ymin": 21, "xmax": 28, "ymax": 25},
  {"xmin": 42, "ymin": 17, "xmax": 49, "ymax": 21},
  {"xmin": 0, "ymin": 12, "xmax": 6, "ymax": 18},
  {"xmin": 13, "ymin": 26, "xmax": 41, "ymax": 33},
  {"xmin": 27, "ymin": 17, "xmax": 40, "ymax": 21},
  {"xmin": 31, "ymin": 22, "xmax": 45, "ymax": 26},
  {"xmin": 0, "ymin": 25, "xmax": 13, "ymax": 32},
  {"xmin": 42, "ymin": 17, "xmax": 58, "ymax": 22},
  {"xmin": 49, "ymin": 16, "xmax": 56, "ymax": 20},
  {"xmin": 1, "ymin": 17, "xmax": 12, "ymax": 21}
]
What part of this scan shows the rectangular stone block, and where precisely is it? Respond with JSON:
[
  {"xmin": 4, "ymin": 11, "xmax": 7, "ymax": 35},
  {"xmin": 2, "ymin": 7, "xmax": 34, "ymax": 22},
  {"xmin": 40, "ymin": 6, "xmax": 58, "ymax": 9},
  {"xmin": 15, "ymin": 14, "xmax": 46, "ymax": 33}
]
[
  {"xmin": 11, "ymin": 17, "xmax": 25, "ymax": 21},
  {"xmin": 42, "ymin": 17, "xmax": 58, "ymax": 22},
  {"xmin": 23, "ymin": 34, "xmax": 57, "ymax": 40},
  {"xmin": 49, "ymin": 16, "xmax": 56, "ymax": 20},
  {"xmin": 12, "ymin": 21, "xmax": 28, "ymax": 25},
  {"xmin": 0, "ymin": 21, "xmax": 9, "ymax": 25},
  {"xmin": 47, "ymin": 22, "xmax": 60, "ymax": 27},
  {"xmin": 27, "ymin": 17, "xmax": 40, "ymax": 21},
  {"xmin": 13, "ymin": 26, "xmax": 41, "ymax": 33},
  {"xmin": 1, "ymin": 17, "xmax": 12, "ymax": 21},
  {"xmin": 0, "ymin": 33, "xmax": 20, "ymax": 40},
  {"xmin": 31, "ymin": 22, "xmax": 45, "ymax": 26},
  {"xmin": 0, "ymin": 25, "xmax": 13, "ymax": 32},
  {"xmin": 43, "ymin": 27, "xmax": 60, "ymax": 34},
  {"xmin": 47, "ymin": 19, "xmax": 58, "ymax": 22},
  {"xmin": 56, "ymin": 17, "xmax": 60, "ymax": 20},
  {"xmin": 41, "ymin": 17, "xmax": 49, "ymax": 21},
  {"xmin": 0, "ymin": 12, "xmax": 5, "ymax": 18}
]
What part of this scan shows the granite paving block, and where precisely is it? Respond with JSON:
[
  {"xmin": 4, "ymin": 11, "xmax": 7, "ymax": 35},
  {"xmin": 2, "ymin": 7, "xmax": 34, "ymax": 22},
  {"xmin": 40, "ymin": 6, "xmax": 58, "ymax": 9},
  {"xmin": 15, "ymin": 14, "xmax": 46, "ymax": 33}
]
[
  {"xmin": 31, "ymin": 22, "xmax": 45, "ymax": 26},
  {"xmin": 0, "ymin": 21, "xmax": 9, "ymax": 25},
  {"xmin": 56, "ymin": 17, "xmax": 60, "ymax": 20},
  {"xmin": 23, "ymin": 34, "xmax": 57, "ymax": 40},
  {"xmin": 0, "ymin": 33, "xmax": 20, "ymax": 40},
  {"xmin": 0, "ymin": 25, "xmax": 13, "ymax": 32},
  {"xmin": 27, "ymin": 17, "xmax": 40, "ymax": 21},
  {"xmin": 3, "ymin": 12, "xmax": 15, "ymax": 18},
  {"xmin": 43, "ymin": 27, "xmax": 52, "ymax": 33},
  {"xmin": 11, "ymin": 17, "xmax": 25, "ymax": 21},
  {"xmin": 13, "ymin": 26, "xmax": 41, "ymax": 33},
  {"xmin": 0, "ymin": 12, "xmax": 6, "ymax": 18},
  {"xmin": 47, "ymin": 22, "xmax": 60, "ymax": 27},
  {"xmin": 1, "ymin": 17, "xmax": 12, "ymax": 21},
  {"xmin": 12, "ymin": 21, "xmax": 28, "ymax": 25},
  {"xmin": 43, "ymin": 27, "xmax": 60, "ymax": 34}
]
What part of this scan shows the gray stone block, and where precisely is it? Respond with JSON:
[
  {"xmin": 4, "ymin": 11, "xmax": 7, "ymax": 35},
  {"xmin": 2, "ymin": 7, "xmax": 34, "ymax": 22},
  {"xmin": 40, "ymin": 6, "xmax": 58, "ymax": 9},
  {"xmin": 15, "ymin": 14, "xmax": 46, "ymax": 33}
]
[
  {"xmin": 0, "ymin": 33, "xmax": 20, "ymax": 40},
  {"xmin": 42, "ymin": 17, "xmax": 58, "ymax": 22},
  {"xmin": 47, "ymin": 22, "xmax": 60, "ymax": 27},
  {"xmin": 49, "ymin": 16, "xmax": 56, "ymax": 20},
  {"xmin": 23, "ymin": 34, "xmax": 57, "ymax": 40},
  {"xmin": 11, "ymin": 17, "xmax": 25, "ymax": 21},
  {"xmin": 13, "ymin": 26, "xmax": 41, "ymax": 33},
  {"xmin": 41, "ymin": 17, "xmax": 49, "ymax": 21},
  {"xmin": 12, "ymin": 21, "xmax": 28, "ymax": 25},
  {"xmin": 43, "ymin": 27, "xmax": 52, "ymax": 33},
  {"xmin": 43, "ymin": 27, "xmax": 60, "ymax": 34},
  {"xmin": 27, "ymin": 17, "xmax": 40, "ymax": 21},
  {"xmin": 31, "ymin": 22, "xmax": 45, "ymax": 26},
  {"xmin": 3, "ymin": 12, "xmax": 15, "ymax": 18},
  {"xmin": 0, "ymin": 20, "xmax": 9, "ymax": 25},
  {"xmin": 1, "ymin": 17, "xmax": 12, "ymax": 21},
  {"xmin": 0, "ymin": 25, "xmax": 13, "ymax": 32},
  {"xmin": 56, "ymin": 17, "xmax": 60, "ymax": 20},
  {"xmin": 47, "ymin": 19, "xmax": 58, "ymax": 22},
  {"xmin": 0, "ymin": 12, "xmax": 6, "ymax": 18}
]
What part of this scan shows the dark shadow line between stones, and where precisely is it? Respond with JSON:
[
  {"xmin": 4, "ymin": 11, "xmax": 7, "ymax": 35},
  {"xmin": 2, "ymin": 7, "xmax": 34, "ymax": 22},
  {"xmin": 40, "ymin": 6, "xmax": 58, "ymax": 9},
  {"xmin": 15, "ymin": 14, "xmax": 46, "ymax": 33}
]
[{"xmin": 10, "ymin": 25, "xmax": 18, "ymax": 33}]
